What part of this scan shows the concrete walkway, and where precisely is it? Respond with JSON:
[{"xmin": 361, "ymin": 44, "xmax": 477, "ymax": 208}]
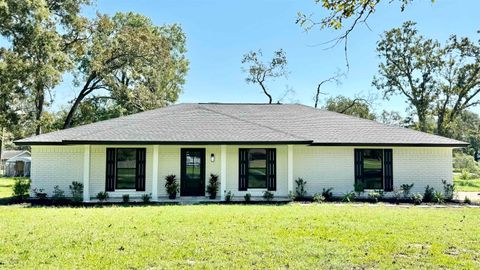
[{"xmin": 457, "ymin": 191, "xmax": 480, "ymax": 203}]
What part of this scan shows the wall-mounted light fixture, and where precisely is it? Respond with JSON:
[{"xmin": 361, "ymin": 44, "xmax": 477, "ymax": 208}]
[{"xmin": 210, "ymin": 153, "xmax": 215, "ymax": 163}]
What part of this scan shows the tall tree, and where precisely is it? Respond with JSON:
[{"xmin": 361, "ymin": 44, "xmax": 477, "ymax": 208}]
[
  {"xmin": 241, "ymin": 49, "xmax": 288, "ymax": 104},
  {"xmin": 323, "ymin": 95, "xmax": 376, "ymax": 120},
  {"xmin": 63, "ymin": 12, "xmax": 188, "ymax": 129},
  {"xmin": 373, "ymin": 21, "xmax": 442, "ymax": 132},
  {"xmin": 0, "ymin": 0, "xmax": 90, "ymax": 134}
]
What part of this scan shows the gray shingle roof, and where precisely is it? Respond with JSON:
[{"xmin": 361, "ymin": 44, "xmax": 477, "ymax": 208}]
[{"xmin": 15, "ymin": 103, "xmax": 467, "ymax": 146}]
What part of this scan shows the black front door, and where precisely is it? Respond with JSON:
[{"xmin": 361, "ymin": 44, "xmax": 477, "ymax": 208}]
[{"xmin": 181, "ymin": 148, "xmax": 206, "ymax": 196}]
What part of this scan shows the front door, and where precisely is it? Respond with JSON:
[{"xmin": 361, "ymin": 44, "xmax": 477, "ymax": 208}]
[{"xmin": 181, "ymin": 148, "xmax": 206, "ymax": 196}]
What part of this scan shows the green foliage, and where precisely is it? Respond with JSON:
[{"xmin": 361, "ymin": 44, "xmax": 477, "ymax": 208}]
[
  {"xmin": 464, "ymin": 196, "xmax": 471, "ymax": 204},
  {"xmin": 400, "ymin": 183, "xmax": 414, "ymax": 198},
  {"xmin": 432, "ymin": 191, "xmax": 444, "ymax": 204},
  {"xmin": 122, "ymin": 194, "xmax": 130, "ymax": 203},
  {"xmin": 164, "ymin": 175, "xmax": 179, "ymax": 198},
  {"xmin": 454, "ymin": 178, "xmax": 480, "ymax": 192},
  {"xmin": 321, "ymin": 188, "xmax": 334, "ymax": 201},
  {"xmin": 69, "ymin": 181, "xmax": 84, "ymax": 203},
  {"xmin": 368, "ymin": 191, "xmax": 381, "ymax": 203},
  {"xmin": 96, "ymin": 192, "xmax": 109, "ymax": 202},
  {"xmin": 225, "ymin": 191, "xmax": 233, "ymax": 202},
  {"xmin": 441, "ymin": 180, "xmax": 455, "ymax": 201},
  {"xmin": 241, "ymin": 49, "xmax": 288, "ymax": 104},
  {"xmin": 342, "ymin": 191, "xmax": 356, "ymax": 202},
  {"xmin": 263, "ymin": 191, "xmax": 274, "ymax": 201},
  {"xmin": 454, "ymin": 152, "xmax": 480, "ymax": 176},
  {"xmin": 324, "ymin": 95, "xmax": 376, "ymax": 120},
  {"xmin": 312, "ymin": 193, "xmax": 325, "ymax": 203},
  {"xmin": 12, "ymin": 178, "xmax": 30, "ymax": 199},
  {"xmin": 295, "ymin": 178, "xmax": 307, "ymax": 199},
  {"xmin": 32, "ymin": 188, "xmax": 47, "ymax": 199},
  {"xmin": 244, "ymin": 193, "xmax": 251, "ymax": 202},
  {"xmin": 423, "ymin": 185, "xmax": 435, "ymax": 203},
  {"xmin": 206, "ymin": 174, "xmax": 219, "ymax": 199},
  {"xmin": 460, "ymin": 170, "xmax": 471, "ymax": 180},
  {"xmin": 411, "ymin": 193, "xmax": 423, "ymax": 205},
  {"xmin": 353, "ymin": 182, "xmax": 364, "ymax": 194},
  {"xmin": 141, "ymin": 193, "xmax": 151, "ymax": 203},
  {"xmin": 52, "ymin": 185, "xmax": 66, "ymax": 202}
]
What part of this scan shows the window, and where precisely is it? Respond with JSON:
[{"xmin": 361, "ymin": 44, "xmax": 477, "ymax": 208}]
[
  {"xmin": 248, "ymin": 149, "xmax": 267, "ymax": 188},
  {"xmin": 116, "ymin": 149, "xmax": 137, "ymax": 189},
  {"xmin": 354, "ymin": 149, "xmax": 393, "ymax": 191},
  {"xmin": 361, "ymin": 149, "xmax": 383, "ymax": 189}
]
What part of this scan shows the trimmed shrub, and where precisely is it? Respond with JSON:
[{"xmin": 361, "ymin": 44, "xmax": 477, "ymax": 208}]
[
  {"xmin": 313, "ymin": 193, "xmax": 325, "ymax": 203},
  {"xmin": 52, "ymin": 185, "xmax": 66, "ymax": 202},
  {"xmin": 263, "ymin": 191, "xmax": 274, "ymax": 201},
  {"xmin": 411, "ymin": 193, "xmax": 423, "ymax": 205},
  {"xmin": 432, "ymin": 191, "xmax": 444, "ymax": 204},
  {"xmin": 295, "ymin": 178, "xmax": 307, "ymax": 199},
  {"xmin": 442, "ymin": 180, "xmax": 455, "ymax": 201},
  {"xmin": 288, "ymin": 191, "xmax": 297, "ymax": 201},
  {"xmin": 141, "ymin": 193, "xmax": 151, "ymax": 203},
  {"xmin": 69, "ymin": 181, "xmax": 84, "ymax": 203},
  {"xmin": 12, "ymin": 178, "xmax": 31, "ymax": 200},
  {"xmin": 400, "ymin": 183, "xmax": 414, "ymax": 198},
  {"xmin": 122, "ymin": 194, "xmax": 130, "ymax": 203},
  {"xmin": 96, "ymin": 192, "xmax": 109, "ymax": 202},
  {"xmin": 354, "ymin": 182, "xmax": 364, "ymax": 194},
  {"xmin": 165, "ymin": 175, "xmax": 179, "ymax": 199},
  {"xmin": 423, "ymin": 185, "xmax": 435, "ymax": 203},
  {"xmin": 32, "ymin": 188, "xmax": 47, "ymax": 199},
  {"xmin": 321, "ymin": 188, "xmax": 334, "ymax": 201},
  {"xmin": 368, "ymin": 191, "xmax": 381, "ymax": 203},
  {"xmin": 244, "ymin": 193, "xmax": 251, "ymax": 202},
  {"xmin": 206, "ymin": 174, "xmax": 219, "ymax": 199}
]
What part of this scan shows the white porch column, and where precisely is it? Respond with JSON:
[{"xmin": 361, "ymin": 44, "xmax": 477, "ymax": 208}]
[
  {"xmin": 83, "ymin": 145, "xmax": 90, "ymax": 202},
  {"xmin": 220, "ymin": 145, "xmax": 227, "ymax": 200},
  {"xmin": 287, "ymin": 145, "xmax": 294, "ymax": 193},
  {"xmin": 152, "ymin": 145, "xmax": 159, "ymax": 201}
]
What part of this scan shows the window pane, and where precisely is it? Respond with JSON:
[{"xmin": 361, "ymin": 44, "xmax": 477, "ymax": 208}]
[
  {"xmin": 362, "ymin": 149, "xmax": 383, "ymax": 189},
  {"xmin": 248, "ymin": 149, "xmax": 267, "ymax": 188},
  {"xmin": 116, "ymin": 149, "xmax": 136, "ymax": 189}
]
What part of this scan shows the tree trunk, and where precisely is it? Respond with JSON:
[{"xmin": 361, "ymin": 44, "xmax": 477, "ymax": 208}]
[
  {"xmin": 35, "ymin": 85, "xmax": 45, "ymax": 135},
  {"xmin": 417, "ymin": 111, "xmax": 428, "ymax": 132},
  {"xmin": 259, "ymin": 82, "xmax": 272, "ymax": 104},
  {"xmin": 63, "ymin": 92, "xmax": 86, "ymax": 129}
]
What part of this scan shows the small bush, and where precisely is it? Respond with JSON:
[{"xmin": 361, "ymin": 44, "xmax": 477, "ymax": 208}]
[
  {"xmin": 96, "ymin": 192, "xmax": 109, "ymax": 202},
  {"xmin": 460, "ymin": 170, "xmax": 471, "ymax": 180},
  {"xmin": 225, "ymin": 191, "xmax": 233, "ymax": 202},
  {"xmin": 442, "ymin": 180, "xmax": 455, "ymax": 201},
  {"xmin": 400, "ymin": 183, "xmax": 414, "ymax": 198},
  {"xmin": 263, "ymin": 191, "xmax": 274, "ymax": 201},
  {"xmin": 244, "ymin": 193, "xmax": 251, "ymax": 202},
  {"xmin": 32, "ymin": 188, "xmax": 47, "ymax": 199},
  {"xmin": 432, "ymin": 191, "xmax": 444, "ymax": 204},
  {"xmin": 52, "ymin": 185, "xmax": 66, "ymax": 202},
  {"xmin": 321, "ymin": 188, "xmax": 334, "ymax": 201},
  {"xmin": 295, "ymin": 178, "xmax": 307, "ymax": 199},
  {"xmin": 288, "ymin": 191, "xmax": 297, "ymax": 201},
  {"xmin": 464, "ymin": 196, "xmax": 471, "ymax": 204},
  {"xmin": 206, "ymin": 174, "xmax": 219, "ymax": 199},
  {"xmin": 313, "ymin": 193, "xmax": 325, "ymax": 203},
  {"xmin": 411, "ymin": 193, "xmax": 423, "ymax": 205},
  {"xmin": 12, "ymin": 178, "xmax": 31, "ymax": 199},
  {"xmin": 342, "ymin": 191, "xmax": 356, "ymax": 202},
  {"xmin": 141, "ymin": 193, "xmax": 151, "ymax": 203},
  {"xmin": 165, "ymin": 174, "xmax": 179, "ymax": 199},
  {"xmin": 69, "ymin": 181, "xmax": 84, "ymax": 202},
  {"xmin": 393, "ymin": 188, "xmax": 402, "ymax": 203},
  {"xmin": 368, "ymin": 191, "xmax": 381, "ymax": 203},
  {"xmin": 354, "ymin": 182, "xmax": 364, "ymax": 194},
  {"xmin": 122, "ymin": 194, "xmax": 130, "ymax": 203},
  {"xmin": 423, "ymin": 185, "xmax": 435, "ymax": 203}
]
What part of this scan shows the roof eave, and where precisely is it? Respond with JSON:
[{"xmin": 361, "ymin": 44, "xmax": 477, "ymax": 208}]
[{"xmin": 309, "ymin": 142, "xmax": 469, "ymax": 147}]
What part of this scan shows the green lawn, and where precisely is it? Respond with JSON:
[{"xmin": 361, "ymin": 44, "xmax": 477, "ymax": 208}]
[
  {"xmin": 454, "ymin": 176, "xmax": 480, "ymax": 192},
  {"xmin": 0, "ymin": 205, "xmax": 479, "ymax": 269},
  {"xmin": 0, "ymin": 177, "xmax": 17, "ymax": 199}
]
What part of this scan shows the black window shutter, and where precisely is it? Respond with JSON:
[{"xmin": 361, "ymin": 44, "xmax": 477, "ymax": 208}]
[
  {"xmin": 238, "ymin": 149, "xmax": 248, "ymax": 191},
  {"xmin": 105, "ymin": 148, "xmax": 116, "ymax": 192},
  {"xmin": 383, "ymin": 149, "xmax": 393, "ymax": 192},
  {"xmin": 136, "ymin": 148, "xmax": 146, "ymax": 191},
  {"xmin": 354, "ymin": 149, "xmax": 363, "ymax": 187},
  {"xmin": 266, "ymin": 148, "xmax": 276, "ymax": 191}
]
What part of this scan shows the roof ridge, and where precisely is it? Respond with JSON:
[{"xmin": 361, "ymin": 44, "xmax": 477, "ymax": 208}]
[{"xmin": 198, "ymin": 104, "xmax": 310, "ymax": 141}]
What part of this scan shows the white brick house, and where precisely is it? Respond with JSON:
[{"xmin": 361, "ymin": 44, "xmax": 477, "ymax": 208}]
[{"xmin": 16, "ymin": 103, "xmax": 466, "ymax": 201}]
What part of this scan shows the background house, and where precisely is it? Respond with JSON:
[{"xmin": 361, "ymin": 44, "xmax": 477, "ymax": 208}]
[{"xmin": 1, "ymin": 150, "xmax": 31, "ymax": 177}]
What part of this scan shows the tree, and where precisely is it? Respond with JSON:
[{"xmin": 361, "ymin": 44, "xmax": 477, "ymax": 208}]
[
  {"xmin": 313, "ymin": 72, "xmax": 344, "ymax": 108},
  {"xmin": 296, "ymin": 0, "xmax": 433, "ymax": 68},
  {"xmin": 63, "ymin": 12, "xmax": 189, "ymax": 129},
  {"xmin": 449, "ymin": 111, "xmax": 480, "ymax": 161},
  {"xmin": 241, "ymin": 49, "xmax": 288, "ymax": 104},
  {"xmin": 0, "ymin": 0, "xmax": 90, "ymax": 134},
  {"xmin": 373, "ymin": 21, "xmax": 442, "ymax": 132},
  {"xmin": 323, "ymin": 95, "xmax": 376, "ymax": 120}
]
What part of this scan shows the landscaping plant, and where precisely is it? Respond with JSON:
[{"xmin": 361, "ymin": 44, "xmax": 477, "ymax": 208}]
[
  {"xmin": 295, "ymin": 178, "xmax": 307, "ymax": 199},
  {"xmin": 164, "ymin": 174, "xmax": 179, "ymax": 199},
  {"xmin": 464, "ymin": 196, "xmax": 471, "ymax": 204},
  {"xmin": 423, "ymin": 185, "xmax": 435, "ymax": 202},
  {"xmin": 12, "ymin": 178, "xmax": 31, "ymax": 200},
  {"xmin": 342, "ymin": 191, "xmax": 356, "ymax": 202},
  {"xmin": 244, "ymin": 193, "xmax": 251, "ymax": 202},
  {"xmin": 441, "ymin": 179, "xmax": 455, "ymax": 201},
  {"xmin": 32, "ymin": 188, "xmax": 47, "ymax": 199},
  {"xmin": 321, "ymin": 188, "xmax": 334, "ymax": 201},
  {"xmin": 400, "ymin": 183, "xmax": 414, "ymax": 198},
  {"xmin": 432, "ymin": 191, "xmax": 444, "ymax": 204},
  {"xmin": 52, "ymin": 185, "xmax": 66, "ymax": 203},
  {"xmin": 122, "ymin": 194, "xmax": 130, "ymax": 203},
  {"xmin": 353, "ymin": 182, "xmax": 364, "ymax": 195},
  {"xmin": 225, "ymin": 191, "xmax": 233, "ymax": 202},
  {"xmin": 69, "ymin": 181, "xmax": 84, "ymax": 203},
  {"xmin": 368, "ymin": 191, "xmax": 381, "ymax": 203},
  {"xmin": 263, "ymin": 191, "xmax": 274, "ymax": 201},
  {"xmin": 142, "ymin": 193, "xmax": 151, "ymax": 203},
  {"xmin": 313, "ymin": 193, "xmax": 325, "ymax": 203},
  {"xmin": 206, "ymin": 174, "xmax": 219, "ymax": 199},
  {"xmin": 96, "ymin": 192, "xmax": 109, "ymax": 202},
  {"xmin": 411, "ymin": 193, "xmax": 423, "ymax": 205}
]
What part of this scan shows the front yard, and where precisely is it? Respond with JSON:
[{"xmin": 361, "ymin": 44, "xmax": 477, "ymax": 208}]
[{"xmin": 0, "ymin": 204, "xmax": 479, "ymax": 269}]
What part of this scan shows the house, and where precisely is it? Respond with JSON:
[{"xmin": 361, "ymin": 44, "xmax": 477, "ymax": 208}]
[
  {"xmin": 1, "ymin": 150, "xmax": 31, "ymax": 177},
  {"xmin": 15, "ymin": 103, "xmax": 467, "ymax": 201}
]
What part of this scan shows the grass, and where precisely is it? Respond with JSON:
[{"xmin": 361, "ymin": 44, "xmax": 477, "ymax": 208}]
[
  {"xmin": 453, "ymin": 175, "xmax": 480, "ymax": 192},
  {"xmin": 0, "ymin": 177, "xmax": 17, "ymax": 199},
  {"xmin": 0, "ymin": 204, "xmax": 479, "ymax": 269}
]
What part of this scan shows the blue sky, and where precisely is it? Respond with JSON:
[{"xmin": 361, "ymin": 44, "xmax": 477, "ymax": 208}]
[{"xmin": 52, "ymin": 0, "xmax": 480, "ymax": 116}]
